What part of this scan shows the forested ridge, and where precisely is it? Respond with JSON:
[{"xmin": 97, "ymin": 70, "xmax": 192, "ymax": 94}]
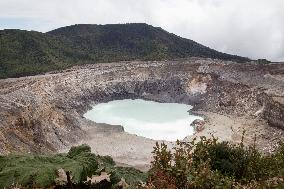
[{"xmin": 0, "ymin": 23, "xmax": 249, "ymax": 79}]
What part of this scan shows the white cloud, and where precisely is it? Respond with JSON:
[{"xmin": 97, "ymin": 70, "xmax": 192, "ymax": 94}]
[{"xmin": 0, "ymin": 0, "xmax": 283, "ymax": 61}]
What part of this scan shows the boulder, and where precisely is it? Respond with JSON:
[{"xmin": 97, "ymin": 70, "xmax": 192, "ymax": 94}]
[
  {"xmin": 86, "ymin": 172, "xmax": 111, "ymax": 184},
  {"xmin": 191, "ymin": 119, "xmax": 205, "ymax": 132},
  {"xmin": 55, "ymin": 168, "xmax": 68, "ymax": 186},
  {"xmin": 117, "ymin": 178, "xmax": 129, "ymax": 189}
]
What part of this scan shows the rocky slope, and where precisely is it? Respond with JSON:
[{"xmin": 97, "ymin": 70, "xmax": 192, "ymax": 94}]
[{"xmin": 0, "ymin": 58, "xmax": 283, "ymax": 168}]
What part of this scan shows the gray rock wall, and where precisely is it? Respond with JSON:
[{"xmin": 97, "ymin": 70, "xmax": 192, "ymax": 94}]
[{"xmin": 0, "ymin": 58, "xmax": 283, "ymax": 154}]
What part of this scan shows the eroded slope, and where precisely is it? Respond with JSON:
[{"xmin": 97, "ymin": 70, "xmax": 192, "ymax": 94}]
[{"xmin": 0, "ymin": 59, "xmax": 283, "ymax": 162}]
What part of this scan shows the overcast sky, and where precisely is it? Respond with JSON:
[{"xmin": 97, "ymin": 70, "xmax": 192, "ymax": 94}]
[{"xmin": 0, "ymin": 0, "xmax": 283, "ymax": 61}]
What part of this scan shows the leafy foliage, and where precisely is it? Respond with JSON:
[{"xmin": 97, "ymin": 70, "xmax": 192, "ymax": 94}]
[
  {"xmin": 146, "ymin": 137, "xmax": 284, "ymax": 189},
  {"xmin": 0, "ymin": 144, "xmax": 98, "ymax": 188},
  {"xmin": 96, "ymin": 154, "xmax": 147, "ymax": 187},
  {"xmin": 0, "ymin": 144, "xmax": 146, "ymax": 188},
  {"xmin": 67, "ymin": 144, "xmax": 92, "ymax": 158},
  {"xmin": 0, "ymin": 23, "xmax": 249, "ymax": 79}
]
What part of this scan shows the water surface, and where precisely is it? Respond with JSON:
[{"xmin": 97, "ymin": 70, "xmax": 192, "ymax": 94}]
[{"xmin": 84, "ymin": 99, "xmax": 201, "ymax": 141}]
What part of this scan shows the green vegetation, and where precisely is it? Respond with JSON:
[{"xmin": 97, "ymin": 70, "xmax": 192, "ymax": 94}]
[
  {"xmin": 256, "ymin": 59, "xmax": 271, "ymax": 65},
  {"xmin": 0, "ymin": 144, "xmax": 146, "ymax": 188},
  {"xmin": 1, "ymin": 137, "xmax": 284, "ymax": 188},
  {"xmin": 0, "ymin": 23, "xmax": 249, "ymax": 79},
  {"xmin": 146, "ymin": 137, "xmax": 284, "ymax": 188},
  {"xmin": 0, "ymin": 29, "xmax": 91, "ymax": 78}
]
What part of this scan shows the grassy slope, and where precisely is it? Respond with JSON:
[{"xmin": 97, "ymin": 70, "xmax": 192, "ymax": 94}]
[
  {"xmin": 0, "ymin": 23, "xmax": 249, "ymax": 79},
  {"xmin": 0, "ymin": 139, "xmax": 283, "ymax": 188},
  {"xmin": 0, "ymin": 145, "xmax": 146, "ymax": 188}
]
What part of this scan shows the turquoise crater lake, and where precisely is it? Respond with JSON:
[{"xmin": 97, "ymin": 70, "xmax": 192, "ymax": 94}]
[{"xmin": 83, "ymin": 99, "xmax": 201, "ymax": 141}]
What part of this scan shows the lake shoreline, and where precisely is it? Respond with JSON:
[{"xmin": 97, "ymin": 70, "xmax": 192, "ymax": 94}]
[
  {"xmin": 70, "ymin": 109, "xmax": 284, "ymax": 172},
  {"xmin": 83, "ymin": 99, "xmax": 201, "ymax": 141}
]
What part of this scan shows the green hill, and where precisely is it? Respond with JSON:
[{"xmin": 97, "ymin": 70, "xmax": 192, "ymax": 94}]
[{"xmin": 0, "ymin": 23, "xmax": 249, "ymax": 79}]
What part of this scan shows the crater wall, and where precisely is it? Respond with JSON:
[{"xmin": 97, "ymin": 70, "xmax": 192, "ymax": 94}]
[{"xmin": 0, "ymin": 58, "xmax": 283, "ymax": 154}]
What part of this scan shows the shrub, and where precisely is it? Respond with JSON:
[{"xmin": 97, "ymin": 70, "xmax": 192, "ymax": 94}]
[
  {"xmin": 67, "ymin": 144, "xmax": 92, "ymax": 158},
  {"xmin": 146, "ymin": 136, "xmax": 284, "ymax": 188}
]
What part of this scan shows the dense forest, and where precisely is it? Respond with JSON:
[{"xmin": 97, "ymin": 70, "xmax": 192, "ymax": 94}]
[{"xmin": 0, "ymin": 23, "xmax": 249, "ymax": 79}]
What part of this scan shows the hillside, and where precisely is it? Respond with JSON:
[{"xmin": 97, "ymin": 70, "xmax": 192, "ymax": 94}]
[
  {"xmin": 0, "ymin": 29, "xmax": 92, "ymax": 78},
  {"xmin": 0, "ymin": 23, "xmax": 249, "ymax": 79},
  {"xmin": 0, "ymin": 144, "xmax": 146, "ymax": 188},
  {"xmin": 48, "ymin": 23, "xmax": 248, "ymax": 62}
]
